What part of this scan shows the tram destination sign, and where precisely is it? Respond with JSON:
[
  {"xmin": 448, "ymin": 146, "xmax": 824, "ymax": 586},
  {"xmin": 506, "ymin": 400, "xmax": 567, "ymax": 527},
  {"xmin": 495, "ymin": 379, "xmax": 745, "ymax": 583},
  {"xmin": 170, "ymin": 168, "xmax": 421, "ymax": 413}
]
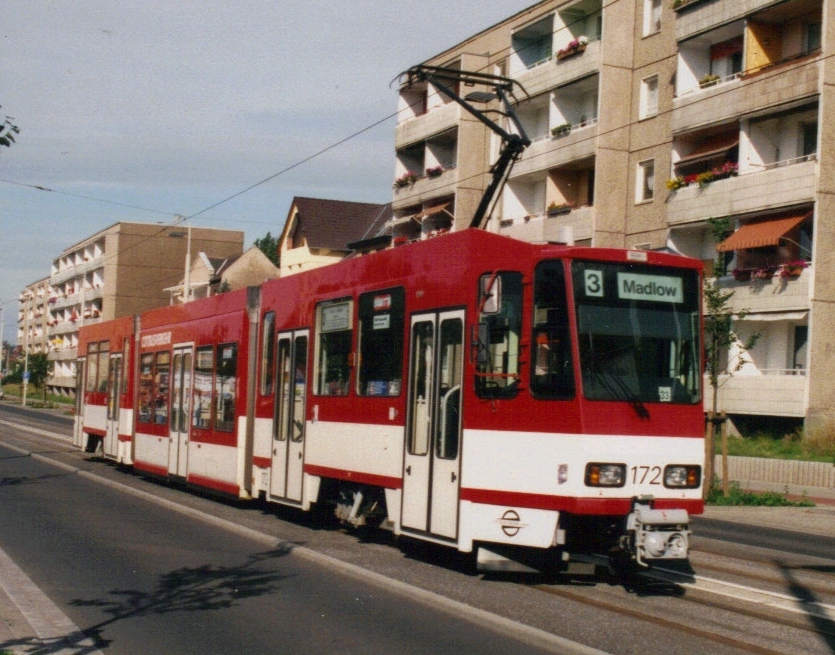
[{"xmin": 617, "ymin": 273, "xmax": 683, "ymax": 303}]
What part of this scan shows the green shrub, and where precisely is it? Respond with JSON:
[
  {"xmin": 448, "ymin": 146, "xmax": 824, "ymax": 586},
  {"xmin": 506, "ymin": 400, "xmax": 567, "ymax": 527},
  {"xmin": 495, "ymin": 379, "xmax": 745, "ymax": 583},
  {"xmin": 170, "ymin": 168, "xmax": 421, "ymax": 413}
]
[{"xmin": 706, "ymin": 482, "xmax": 813, "ymax": 507}]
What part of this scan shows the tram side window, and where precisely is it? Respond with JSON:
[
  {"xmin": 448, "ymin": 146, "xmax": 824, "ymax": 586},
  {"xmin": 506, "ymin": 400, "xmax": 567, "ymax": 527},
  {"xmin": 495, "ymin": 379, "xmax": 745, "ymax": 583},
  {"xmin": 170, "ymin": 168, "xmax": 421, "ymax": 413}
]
[
  {"xmin": 97, "ymin": 343, "xmax": 110, "ymax": 393},
  {"xmin": 154, "ymin": 351, "xmax": 170, "ymax": 425},
  {"xmin": 215, "ymin": 343, "xmax": 238, "ymax": 432},
  {"xmin": 138, "ymin": 353, "xmax": 155, "ymax": 424},
  {"xmin": 260, "ymin": 311, "xmax": 276, "ymax": 396},
  {"xmin": 314, "ymin": 298, "xmax": 353, "ymax": 396},
  {"xmin": 358, "ymin": 288, "xmax": 404, "ymax": 396},
  {"xmin": 531, "ymin": 261, "xmax": 575, "ymax": 399},
  {"xmin": 85, "ymin": 343, "xmax": 99, "ymax": 393},
  {"xmin": 475, "ymin": 272, "xmax": 523, "ymax": 399},
  {"xmin": 192, "ymin": 347, "xmax": 214, "ymax": 429}
]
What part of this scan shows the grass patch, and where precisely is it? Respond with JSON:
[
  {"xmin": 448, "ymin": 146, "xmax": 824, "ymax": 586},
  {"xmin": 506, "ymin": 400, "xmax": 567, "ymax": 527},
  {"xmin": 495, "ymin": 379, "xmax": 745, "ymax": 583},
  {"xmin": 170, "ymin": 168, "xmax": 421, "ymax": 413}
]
[
  {"xmin": 706, "ymin": 482, "xmax": 814, "ymax": 507},
  {"xmin": 718, "ymin": 430, "xmax": 835, "ymax": 464}
]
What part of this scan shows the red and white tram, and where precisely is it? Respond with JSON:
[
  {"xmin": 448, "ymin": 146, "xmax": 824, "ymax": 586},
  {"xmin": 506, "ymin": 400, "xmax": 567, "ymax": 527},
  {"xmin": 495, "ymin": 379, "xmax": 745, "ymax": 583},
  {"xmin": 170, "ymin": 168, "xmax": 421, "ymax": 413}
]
[{"xmin": 77, "ymin": 229, "xmax": 704, "ymax": 571}]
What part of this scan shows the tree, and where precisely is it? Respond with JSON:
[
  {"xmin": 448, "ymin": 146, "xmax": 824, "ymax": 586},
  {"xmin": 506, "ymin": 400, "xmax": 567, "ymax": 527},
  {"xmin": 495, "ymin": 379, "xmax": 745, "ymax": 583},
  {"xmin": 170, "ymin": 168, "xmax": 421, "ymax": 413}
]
[
  {"xmin": 253, "ymin": 232, "xmax": 280, "ymax": 267},
  {"xmin": 27, "ymin": 352, "xmax": 51, "ymax": 399},
  {"xmin": 0, "ymin": 107, "xmax": 19, "ymax": 149},
  {"xmin": 703, "ymin": 217, "xmax": 759, "ymax": 495}
]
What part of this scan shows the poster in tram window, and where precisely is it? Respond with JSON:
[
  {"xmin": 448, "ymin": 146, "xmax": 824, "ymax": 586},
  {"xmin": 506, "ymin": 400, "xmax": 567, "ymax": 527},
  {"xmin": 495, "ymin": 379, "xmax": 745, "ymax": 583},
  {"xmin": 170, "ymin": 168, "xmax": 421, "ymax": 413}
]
[
  {"xmin": 138, "ymin": 353, "xmax": 154, "ymax": 423},
  {"xmin": 215, "ymin": 344, "xmax": 237, "ymax": 432},
  {"xmin": 192, "ymin": 347, "xmax": 214, "ymax": 430}
]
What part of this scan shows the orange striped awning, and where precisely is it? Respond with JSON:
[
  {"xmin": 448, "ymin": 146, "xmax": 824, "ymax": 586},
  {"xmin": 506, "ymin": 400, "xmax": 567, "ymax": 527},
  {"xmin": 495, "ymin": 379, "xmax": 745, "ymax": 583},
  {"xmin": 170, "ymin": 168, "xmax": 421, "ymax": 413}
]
[{"xmin": 716, "ymin": 213, "xmax": 809, "ymax": 252}]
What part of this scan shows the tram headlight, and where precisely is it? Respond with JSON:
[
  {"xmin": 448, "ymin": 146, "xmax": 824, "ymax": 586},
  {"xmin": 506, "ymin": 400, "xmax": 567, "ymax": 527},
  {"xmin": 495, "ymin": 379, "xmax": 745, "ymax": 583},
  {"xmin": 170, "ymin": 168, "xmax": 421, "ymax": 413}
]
[
  {"xmin": 585, "ymin": 463, "xmax": 626, "ymax": 487},
  {"xmin": 664, "ymin": 465, "xmax": 701, "ymax": 489}
]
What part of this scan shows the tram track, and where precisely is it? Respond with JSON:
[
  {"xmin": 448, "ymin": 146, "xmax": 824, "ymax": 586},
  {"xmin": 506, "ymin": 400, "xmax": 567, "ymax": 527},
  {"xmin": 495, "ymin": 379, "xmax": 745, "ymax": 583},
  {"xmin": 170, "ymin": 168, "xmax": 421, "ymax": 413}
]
[{"xmin": 527, "ymin": 552, "xmax": 835, "ymax": 655}]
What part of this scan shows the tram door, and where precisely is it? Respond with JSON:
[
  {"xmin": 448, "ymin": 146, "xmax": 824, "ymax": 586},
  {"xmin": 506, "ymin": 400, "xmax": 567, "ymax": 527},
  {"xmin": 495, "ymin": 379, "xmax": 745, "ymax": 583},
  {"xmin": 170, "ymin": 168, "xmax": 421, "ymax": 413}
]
[
  {"xmin": 402, "ymin": 310, "xmax": 464, "ymax": 539},
  {"xmin": 103, "ymin": 354, "xmax": 122, "ymax": 458},
  {"xmin": 168, "ymin": 346, "xmax": 193, "ymax": 477},
  {"xmin": 270, "ymin": 330, "xmax": 308, "ymax": 503}
]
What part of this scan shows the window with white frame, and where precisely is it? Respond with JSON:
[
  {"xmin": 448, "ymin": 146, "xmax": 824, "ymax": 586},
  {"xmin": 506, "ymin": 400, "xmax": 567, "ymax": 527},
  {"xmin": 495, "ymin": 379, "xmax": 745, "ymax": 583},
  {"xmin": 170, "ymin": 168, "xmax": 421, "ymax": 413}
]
[
  {"xmin": 640, "ymin": 75, "xmax": 659, "ymax": 119},
  {"xmin": 637, "ymin": 160, "xmax": 655, "ymax": 202},
  {"xmin": 643, "ymin": 0, "xmax": 662, "ymax": 36}
]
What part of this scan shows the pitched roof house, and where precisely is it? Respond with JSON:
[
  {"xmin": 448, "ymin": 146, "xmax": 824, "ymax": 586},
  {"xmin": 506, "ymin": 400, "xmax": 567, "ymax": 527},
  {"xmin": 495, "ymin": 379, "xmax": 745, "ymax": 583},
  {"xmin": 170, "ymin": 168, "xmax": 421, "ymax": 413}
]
[{"xmin": 278, "ymin": 196, "xmax": 391, "ymax": 276}]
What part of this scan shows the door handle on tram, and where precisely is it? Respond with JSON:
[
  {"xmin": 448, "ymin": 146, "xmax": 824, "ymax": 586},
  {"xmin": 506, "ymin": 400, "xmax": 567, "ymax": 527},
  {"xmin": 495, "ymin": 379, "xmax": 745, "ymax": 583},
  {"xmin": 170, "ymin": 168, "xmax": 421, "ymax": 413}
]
[
  {"xmin": 451, "ymin": 472, "xmax": 457, "ymax": 482},
  {"xmin": 406, "ymin": 465, "xmax": 411, "ymax": 475}
]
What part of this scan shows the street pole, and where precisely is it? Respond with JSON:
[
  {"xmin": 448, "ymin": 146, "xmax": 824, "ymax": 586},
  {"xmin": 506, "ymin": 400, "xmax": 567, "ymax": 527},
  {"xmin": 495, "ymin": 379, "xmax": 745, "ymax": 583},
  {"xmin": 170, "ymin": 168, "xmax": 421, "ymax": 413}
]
[
  {"xmin": 184, "ymin": 223, "xmax": 192, "ymax": 302},
  {"xmin": 22, "ymin": 293, "xmax": 30, "ymax": 407}
]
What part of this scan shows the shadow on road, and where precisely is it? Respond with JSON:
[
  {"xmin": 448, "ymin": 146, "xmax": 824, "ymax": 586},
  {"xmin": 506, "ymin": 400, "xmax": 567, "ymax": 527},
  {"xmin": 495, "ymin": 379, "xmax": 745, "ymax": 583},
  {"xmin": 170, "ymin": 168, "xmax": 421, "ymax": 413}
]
[
  {"xmin": 776, "ymin": 559, "xmax": 835, "ymax": 654},
  {"xmin": 0, "ymin": 545, "xmax": 294, "ymax": 655}
]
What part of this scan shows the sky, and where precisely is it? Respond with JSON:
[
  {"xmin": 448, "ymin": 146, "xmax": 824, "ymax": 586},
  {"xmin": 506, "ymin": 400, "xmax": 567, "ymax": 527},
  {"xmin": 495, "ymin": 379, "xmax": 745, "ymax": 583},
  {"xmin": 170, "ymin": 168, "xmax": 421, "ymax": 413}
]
[{"xmin": 1, "ymin": 1, "xmax": 536, "ymax": 344}]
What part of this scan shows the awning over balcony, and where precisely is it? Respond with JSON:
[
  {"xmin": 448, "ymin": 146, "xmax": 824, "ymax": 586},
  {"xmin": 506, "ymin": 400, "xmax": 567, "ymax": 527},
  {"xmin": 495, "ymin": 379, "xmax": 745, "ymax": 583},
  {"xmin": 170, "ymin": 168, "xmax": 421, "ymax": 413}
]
[
  {"xmin": 716, "ymin": 213, "xmax": 809, "ymax": 252},
  {"xmin": 675, "ymin": 133, "xmax": 738, "ymax": 167},
  {"xmin": 417, "ymin": 202, "xmax": 452, "ymax": 219}
]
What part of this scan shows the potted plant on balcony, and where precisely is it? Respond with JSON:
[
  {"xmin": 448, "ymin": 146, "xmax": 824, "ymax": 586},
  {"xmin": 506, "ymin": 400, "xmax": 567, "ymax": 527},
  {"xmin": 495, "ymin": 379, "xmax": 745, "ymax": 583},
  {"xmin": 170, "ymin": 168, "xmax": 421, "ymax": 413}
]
[
  {"xmin": 547, "ymin": 201, "xmax": 572, "ymax": 216},
  {"xmin": 699, "ymin": 74, "xmax": 720, "ymax": 88},
  {"xmin": 556, "ymin": 36, "xmax": 588, "ymax": 60},
  {"xmin": 393, "ymin": 171, "xmax": 418, "ymax": 189},
  {"xmin": 551, "ymin": 123, "xmax": 572, "ymax": 137},
  {"xmin": 779, "ymin": 260, "xmax": 808, "ymax": 278},
  {"xmin": 752, "ymin": 266, "xmax": 776, "ymax": 280},
  {"xmin": 425, "ymin": 166, "xmax": 443, "ymax": 178}
]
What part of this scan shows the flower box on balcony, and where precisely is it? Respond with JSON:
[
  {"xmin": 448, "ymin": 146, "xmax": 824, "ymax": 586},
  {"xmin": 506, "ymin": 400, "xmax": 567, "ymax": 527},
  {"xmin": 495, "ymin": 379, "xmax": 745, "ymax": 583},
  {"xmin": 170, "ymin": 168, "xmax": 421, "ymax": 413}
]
[
  {"xmin": 393, "ymin": 172, "xmax": 418, "ymax": 189},
  {"xmin": 556, "ymin": 37, "xmax": 588, "ymax": 60},
  {"xmin": 699, "ymin": 74, "xmax": 720, "ymax": 88},
  {"xmin": 779, "ymin": 260, "xmax": 809, "ymax": 279},
  {"xmin": 425, "ymin": 166, "xmax": 443, "ymax": 178},
  {"xmin": 551, "ymin": 123, "xmax": 572, "ymax": 137},
  {"xmin": 547, "ymin": 203, "xmax": 572, "ymax": 216}
]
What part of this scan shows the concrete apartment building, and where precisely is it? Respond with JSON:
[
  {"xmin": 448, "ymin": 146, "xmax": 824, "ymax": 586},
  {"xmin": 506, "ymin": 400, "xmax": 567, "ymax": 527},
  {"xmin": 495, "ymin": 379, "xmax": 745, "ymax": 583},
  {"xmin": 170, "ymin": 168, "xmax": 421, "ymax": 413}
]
[
  {"xmin": 33, "ymin": 221, "xmax": 244, "ymax": 395},
  {"xmin": 393, "ymin": 0, "xmax": 828, "ymax": 431},
  {"xmin": 17, "ymin": 276, "xmax": 53, "ymax": 360}
]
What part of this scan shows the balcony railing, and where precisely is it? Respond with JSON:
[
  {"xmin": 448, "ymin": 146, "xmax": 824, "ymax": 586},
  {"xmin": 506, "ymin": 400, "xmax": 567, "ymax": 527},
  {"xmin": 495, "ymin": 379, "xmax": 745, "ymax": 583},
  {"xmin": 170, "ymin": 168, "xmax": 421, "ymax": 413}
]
[
  {"xmin": 703, "ymin": 372, "xmax": 807, "ymax": 417},
  {"xmin": 666, "ymin": 158, "xmax": 816, "ymax": 225}
]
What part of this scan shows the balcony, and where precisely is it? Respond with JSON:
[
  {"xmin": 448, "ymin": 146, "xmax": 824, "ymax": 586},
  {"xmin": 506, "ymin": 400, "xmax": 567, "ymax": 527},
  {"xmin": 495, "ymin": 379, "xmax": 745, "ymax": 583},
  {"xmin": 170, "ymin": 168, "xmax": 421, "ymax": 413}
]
[
  {"xmin": 392, "ymin": 167, "xmax": 458, "ymax": 210},
  {"xmin": 512, "ymin": 121, "xmax": 598, "ymax": 179},
  {"xmin": 513, "ymin": 38, "xmax": 601, "ymax": 98},
  {"xmin": 498, "ymin": 205, "xmax": 594, "ymax": 244},
  {"xmin": 672, "ymin": 56, "xmax": 820, "ymax": 133},
  {"xmin": 395, "ymin": 102, "xmax": 459, "ymax": 148},
  {"xmin": 704, "ymin": 371, "xmax": 807, "ymax": 417},
  {"xmin": 666, "ymin": 158, "xmax": 816, "ymax": 225},
  {"xmin": 675, "ymin": 0, "xmax": 805, "ymax": 42},
  {"xmin": 715, "ymin": 266, "xmax": 811, "ymax": 315}
]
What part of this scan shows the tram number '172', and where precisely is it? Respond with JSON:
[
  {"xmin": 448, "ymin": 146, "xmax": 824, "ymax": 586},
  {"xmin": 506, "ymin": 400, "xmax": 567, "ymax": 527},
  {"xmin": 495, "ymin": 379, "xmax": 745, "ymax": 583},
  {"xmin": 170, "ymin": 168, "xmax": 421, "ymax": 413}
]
[{"xmin": 631, "ymin": 466, "xmax": 662, "ymax": 485}]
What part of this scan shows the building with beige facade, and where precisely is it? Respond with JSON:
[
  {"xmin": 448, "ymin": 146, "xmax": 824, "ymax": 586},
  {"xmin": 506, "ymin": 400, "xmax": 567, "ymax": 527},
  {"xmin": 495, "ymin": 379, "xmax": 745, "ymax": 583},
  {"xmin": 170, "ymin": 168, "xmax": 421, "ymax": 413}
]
[
  {"xmin": 32, "ymin": 221, "xmax": 244, "ymax": 396},
  {"xmin": 393, "ymin": 0, "xmax": 826, "ymax": 431},
  {"xmin": 17, "ymin": 277, "xmax": 53, "ymax": 360}
]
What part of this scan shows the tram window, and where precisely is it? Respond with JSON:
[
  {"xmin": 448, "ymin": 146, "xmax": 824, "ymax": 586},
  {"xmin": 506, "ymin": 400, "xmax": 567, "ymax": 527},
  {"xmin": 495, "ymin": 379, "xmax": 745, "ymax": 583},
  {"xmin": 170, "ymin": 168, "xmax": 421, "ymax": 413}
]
[
  {"xmin": 97, "ymin": 343, "xmax": 110, "ymax": 393},
  {"xmin": 314, "ymin": 298, "xmax": 353, "ymax": 396},
  {"xmin": 192, "ymin": 346, "xmax": 214, "ymax": 429},
  {"xmin": 475, "ymin": 272, "xmax": 522, "ymax": 399},
  {"xmin": 138, "ymin": 353, "xmax": 155, "ymax": 424},
  {"xmin": 358, "ymin": 288, "xmax": 404, "ymax": 396},
  {"xmin": 85, "ymin": 343, "xmax": 99, "ymax": 393},
  {"xmin": 531, "ymin": 261, "xmax": 575, "ymax": 399},
  {"xmin": 122, "ymin": 339, "xmax": 131, "ymax": 394},
  {"xmin": 215, "ymin": 343, "xmax": 238, "ymax": 432},
  {"xmin": 260, "ymin": 311, "xmax": 276, "ymax": 396},
  {"xmin": 154, "ymin": 351, "xmax": 170, "ymax": 425}
]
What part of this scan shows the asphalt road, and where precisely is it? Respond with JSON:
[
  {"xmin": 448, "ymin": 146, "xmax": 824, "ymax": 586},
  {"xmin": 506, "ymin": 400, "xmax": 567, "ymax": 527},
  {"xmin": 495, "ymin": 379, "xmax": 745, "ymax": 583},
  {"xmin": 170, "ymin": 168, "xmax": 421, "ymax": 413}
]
[{"xmin": 0, "ymin": 436, "xmax": 585, "ymax": 655}]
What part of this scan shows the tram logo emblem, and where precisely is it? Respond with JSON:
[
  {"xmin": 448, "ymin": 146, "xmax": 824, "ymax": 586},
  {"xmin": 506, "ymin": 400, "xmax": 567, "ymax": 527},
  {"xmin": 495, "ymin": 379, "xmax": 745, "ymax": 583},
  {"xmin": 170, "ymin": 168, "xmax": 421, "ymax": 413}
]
[{"xmin": 498, "ymin": 510, "xmax": 526, "ymax": 537}]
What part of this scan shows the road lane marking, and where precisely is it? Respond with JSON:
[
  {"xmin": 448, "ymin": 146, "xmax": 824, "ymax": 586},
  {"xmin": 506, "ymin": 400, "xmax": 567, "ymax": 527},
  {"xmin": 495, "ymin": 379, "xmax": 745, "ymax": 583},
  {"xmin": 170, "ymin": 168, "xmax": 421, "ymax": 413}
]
[{"xmin": 0, "ymin": 545, "xmax": 104, "ymax": 654}]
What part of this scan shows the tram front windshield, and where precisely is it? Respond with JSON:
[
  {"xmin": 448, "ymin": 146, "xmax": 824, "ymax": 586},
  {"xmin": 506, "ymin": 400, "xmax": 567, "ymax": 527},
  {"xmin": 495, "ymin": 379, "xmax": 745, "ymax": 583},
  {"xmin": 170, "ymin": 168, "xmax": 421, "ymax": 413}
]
[{"xmin": 572, "ymin": 260, "xmax": 701, "ymax": 405}]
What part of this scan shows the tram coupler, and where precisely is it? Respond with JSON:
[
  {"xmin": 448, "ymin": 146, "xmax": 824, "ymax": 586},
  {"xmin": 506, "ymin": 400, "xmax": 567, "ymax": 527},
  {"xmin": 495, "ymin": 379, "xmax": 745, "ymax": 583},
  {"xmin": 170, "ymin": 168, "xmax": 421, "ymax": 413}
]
[{"xmin": 621, "ymin": 502, "xmax": 691, "ymax": 568}]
